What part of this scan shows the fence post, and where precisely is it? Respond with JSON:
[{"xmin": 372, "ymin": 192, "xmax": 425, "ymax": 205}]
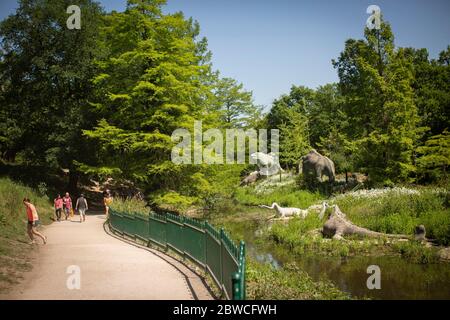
[
  {"xmin": 162, "ymin": 213, "xmax": 167, "ymax": 252},
  {"xmin": 232, "ymin": 272, "xmax": 241, "ymax": 300},
  {"xmin": 239, "ymin": 241, "xmax": 246, "ymax": 300},
  {"xmin": 180, "ymin": 215, "xmax": 186, "ymax": 261},
  {"xmin": 220, "ymin": 227, "xmax": 224, "ymax": 296},
  {"xmin": 132, "ymin": 212, "xmax": 137, "ymax": 241},
  {"xmin": 204, "ymin": 221, "xmax": 208, "ymax": 274},
  {"xmin": 147, "ymin": 211, "xmax": 152, "ymax": 248}
]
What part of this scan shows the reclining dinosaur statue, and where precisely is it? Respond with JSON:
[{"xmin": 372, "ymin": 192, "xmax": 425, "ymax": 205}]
[
  {"xmin": 261, "ymin": 202, "xmax": 426, "ymax": 241},
  {"xmin": 260, "ymin": 202, "xmax": 328, "ymax": 220},
  {"xmin": 259, "ymin": 202, "xmax": 307, "ymax": 219},
  {"xmin": 322, "ymin": 205, "xmax": 418, "ymax": 240}
]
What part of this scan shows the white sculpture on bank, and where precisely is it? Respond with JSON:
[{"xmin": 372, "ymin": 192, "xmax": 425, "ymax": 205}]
[
  {"xmin": 250, "ymin": 152, "xmax": 284, "ymax": 176},
  {"xmin": 259, "ymin": 202, "xmax": 328, "ymax": 220}
]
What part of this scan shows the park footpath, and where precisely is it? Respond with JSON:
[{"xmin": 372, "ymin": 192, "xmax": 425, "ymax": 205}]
[{"xmin": 0, "ymin": 213, "xmax": 213, "ymax": 300}]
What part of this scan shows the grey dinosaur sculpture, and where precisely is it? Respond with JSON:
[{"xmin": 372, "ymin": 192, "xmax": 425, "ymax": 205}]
[
  {"xmin": 301, "ymin": 149, "xmax": 335, "ymax": 183},
  {"xmin": 240, "ymin": 171, "xmax": 260, "ymax": 186},
  {"xmin": 322, "ymin": 205, "xmax": 416, "ymax": 240}
]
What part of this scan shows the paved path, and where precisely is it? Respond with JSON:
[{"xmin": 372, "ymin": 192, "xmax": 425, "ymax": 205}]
[{"xmin": 1, "ymin": 214, "xmax": 212, "ymax": 300}]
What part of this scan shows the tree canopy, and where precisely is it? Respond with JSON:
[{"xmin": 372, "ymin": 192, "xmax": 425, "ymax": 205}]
[
  {"xmin": 0, "ymin": 0, "xmax": 103, "ymax": 189},
  {"xmin": 1, "ymin": 1, "xmax": 448, "ymax": 209}
]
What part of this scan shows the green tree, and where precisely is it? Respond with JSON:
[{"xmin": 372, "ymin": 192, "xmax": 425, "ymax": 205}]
[
  {"xmin": 403, "ymin": 47, "xmax": 450, "ymax": 137},
  {"xmin": 81, "ymin": 0, "xmax": 216, "ymax": 210},
  {"xmin": 0, "ymin": 0, "xmax": 103, "ymax": 190},
  {"xmin": 308, "ymin": 83, "xmax": 344, "ymax": 148},
  {"xmin": 318, "ymin": 126, "xmax": 356, "ymax": 183},
  {"xmin": 266, "ymin": 86, "xmax": 315, "ymax": 169},
  {"xmin": 333, "ymin": 20, "xmax": 425, "ymax": 183},
  {"xmin": 438, "ymin": 45, "xmax": 450, "ymax": 66},
  {"xmin": 213, "ymin": 77, "xmax": 261, "ymax": 129},
  {"xmin": 278, "ymin": 108, "xmax": 310, "ymax": 170},
  {"xmin": 267, "ymin": 85, "xmax": 315, "ymax": 130},
  {"xmin": 416, "ymin": 130, "xmax": 450, "ymax": 182}
]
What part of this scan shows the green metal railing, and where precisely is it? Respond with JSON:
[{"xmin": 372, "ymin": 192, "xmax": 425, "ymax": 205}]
[{"xmin": 109, "ymin": 209, "xmax": 246, "ymax": 300}]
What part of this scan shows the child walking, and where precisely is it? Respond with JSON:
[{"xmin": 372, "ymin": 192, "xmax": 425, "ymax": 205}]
[
  {"xmin": 23, "ymin": 198, "xmax": 47, "ymax": 244},
  {"xmin": 54, "ymin": 194, "xmax": 63, "ymax": 221},
  {"xmin": 63, "ymin": 192, "xmax": 72, "ymax": 220}
]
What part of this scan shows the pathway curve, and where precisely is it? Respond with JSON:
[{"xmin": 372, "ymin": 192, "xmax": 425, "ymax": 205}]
[{"xmin": 1, "ymin": 213, "xmax": 212, "ymax": 300}]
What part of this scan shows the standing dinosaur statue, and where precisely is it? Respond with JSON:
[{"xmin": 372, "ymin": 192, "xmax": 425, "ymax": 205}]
[{"xmin": 250, "ymin": 152, "xmax": 284, "ymax": 177}]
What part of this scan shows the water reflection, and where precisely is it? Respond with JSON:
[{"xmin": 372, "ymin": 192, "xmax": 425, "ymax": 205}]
[{"xmin": 247, "ymin": 227, "xmax": 450, "ymax": 300}]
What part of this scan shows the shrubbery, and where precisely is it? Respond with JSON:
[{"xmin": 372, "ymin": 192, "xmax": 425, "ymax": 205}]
[{"xmin": 109, "ymin": 197, "xmax": 149, "ymax": 215}]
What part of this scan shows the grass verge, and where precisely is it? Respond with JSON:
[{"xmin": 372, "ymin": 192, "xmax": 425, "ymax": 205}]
[
  {"xmin": 246, "ymin": 259, "xmax": 350, "ymax": 300},
  {"xmin": 0, "ymin": 177, "xmax": 53, "ymax": 292}
]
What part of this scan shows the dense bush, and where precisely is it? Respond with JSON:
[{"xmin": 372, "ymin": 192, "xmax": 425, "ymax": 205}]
[{"xmin": 109, "ymin": 197, "xmax": 149, "ymax": 215}]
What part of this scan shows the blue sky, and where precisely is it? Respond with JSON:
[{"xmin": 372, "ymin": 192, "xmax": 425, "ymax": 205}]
[{"xmin": 1, "ymin": 0, "xmax": 449, "ymax": 107}]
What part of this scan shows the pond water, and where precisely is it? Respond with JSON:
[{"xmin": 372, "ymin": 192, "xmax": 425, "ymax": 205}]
[{"xmin": 245, "ymin": 226, "xmax": 450, "ymax": 300}]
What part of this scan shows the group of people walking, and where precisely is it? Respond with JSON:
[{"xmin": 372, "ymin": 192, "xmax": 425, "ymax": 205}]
[
  {"xmin": 23, "ymin": 190, "xmax": 114, "ymax": 245},
  {"xmin": 53, "ymin": 192, "xmax": 88, "ymax": 223}
]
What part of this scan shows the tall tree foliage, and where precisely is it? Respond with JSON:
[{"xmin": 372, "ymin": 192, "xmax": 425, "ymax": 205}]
[
  {"xmin": 278, "ymin": 110, "xmax": 310, "ymax": 170},
  {"xmin": 81, "ymin": 0, "xmax": 216, "ymax": 209},
  {"xmin": 404, "ymin": 47, "xmax": 450, "ymax": 137},
  {"xmin": 266, "ymin": 86, "xmax": 313, "ymax": 168},
  {"xmin": 308, "ymin": 84, "xmax": 345, "ymax": 148},
  {"xmin": 267, "ymin": 85, "xmax": 314, "ymax": 130},
  {"xmin": 0, "ymin": 0, "xmax": 103, "ymax": 189},
  {"xmin": 266, "ymin": 83, "xmax": 354, "ymax": 174},
  {"xmin": 333, "ymin": 21, "xmax": 424, "ymax": 183},
  {"xmin": 213, "ymin": 77, "xmax": 261, "ymax": 129},
  {"xmin": 416, "ymin": 130, "xmax": 449, "ymax": 182}
]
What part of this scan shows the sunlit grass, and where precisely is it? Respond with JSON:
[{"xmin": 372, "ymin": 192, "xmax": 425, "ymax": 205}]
[
  {"xmin": 234, "ymin": 185, "xmax": 323, "ymax": 209},
  {"xmin": 0, "ymin": 177, "xmax": 54, "ymax": 292},
  {"xmin": 334, "ymin": 189, "xmax": 450, "ymax": 245},
  {"xmin": 0, "ymin": 177, "xmax": 53, "ymax": 237}
]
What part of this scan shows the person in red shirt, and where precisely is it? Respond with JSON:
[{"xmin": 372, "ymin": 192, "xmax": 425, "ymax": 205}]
[
  {"xmin": 23, "ymin": 198, "xmax": 47, "ymax": 244},
  {"xmin": 62, "ymin": 192, "xmax": 72, "ymax": 220},
  {"xmin": 54, "ymin": 194, "xmax": 63, "ymax": 222}
]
